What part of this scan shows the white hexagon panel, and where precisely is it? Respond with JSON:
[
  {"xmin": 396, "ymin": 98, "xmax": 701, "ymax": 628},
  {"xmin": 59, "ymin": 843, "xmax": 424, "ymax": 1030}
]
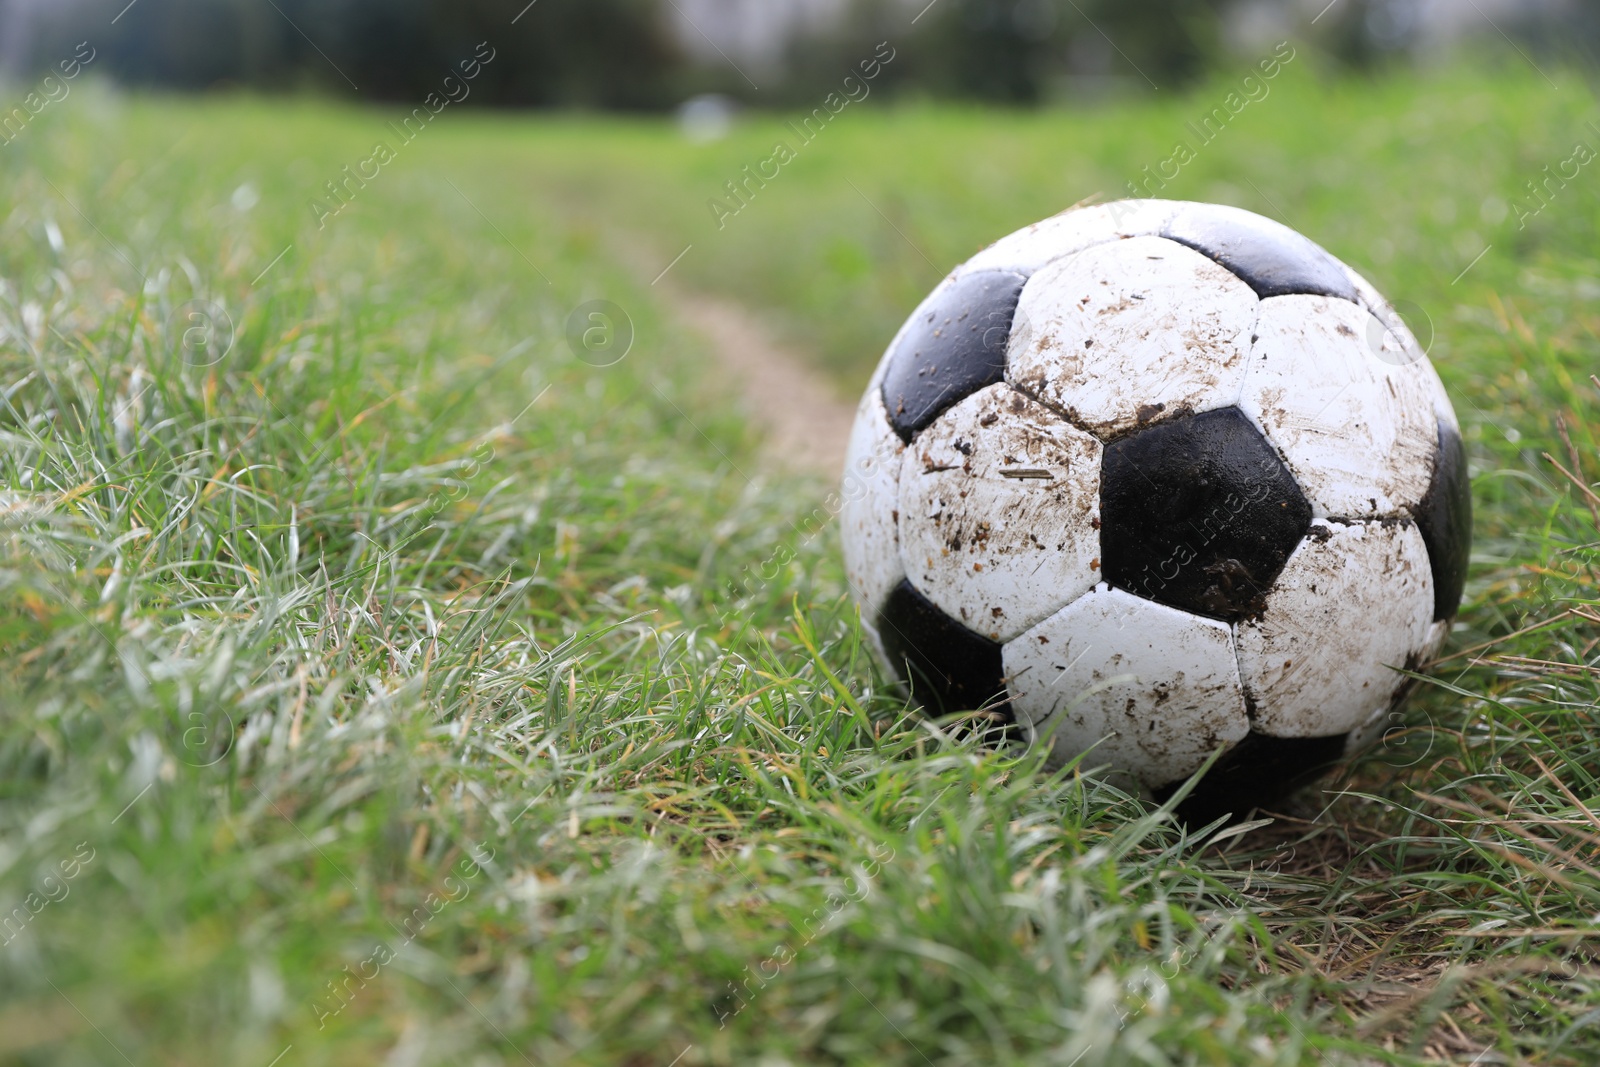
[
  {"xmin": 897, "ymin": 383, "xmax": 1101, "ymax": 642},
  {"xmin": 1004, "ymin": 587, "xmax": 1250, "ymax": 791},
  {"xmin": 1237, "ymin": 520, "xmax": 1435, "ymax": 738},
  {"xmin": 1240, "ymin": 294, "xmax": 1439, "ymax": 519},
  {"xmin": 1007, "ymin": 235, "xmax": 1258, "ymax": 438},
  {"xmin": 1342, "ymin": 262, "xmax": 1462, "ymax": 435}
]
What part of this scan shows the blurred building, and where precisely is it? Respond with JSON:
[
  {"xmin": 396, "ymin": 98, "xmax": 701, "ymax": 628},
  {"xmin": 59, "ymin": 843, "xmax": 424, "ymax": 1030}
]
[
  {"xmin": 666, "ymin": 0, "xmax": 854, "ymax": 71},
  {"xmin": 0, "ymin": 0, "xmax": 55, "ymax": 75}
]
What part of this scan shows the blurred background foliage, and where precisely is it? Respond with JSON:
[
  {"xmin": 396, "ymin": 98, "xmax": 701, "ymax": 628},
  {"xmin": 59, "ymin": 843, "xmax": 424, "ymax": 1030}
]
[{"xmin": 0, "ymin": 0, "xmax": 1591, "ymax": 110}]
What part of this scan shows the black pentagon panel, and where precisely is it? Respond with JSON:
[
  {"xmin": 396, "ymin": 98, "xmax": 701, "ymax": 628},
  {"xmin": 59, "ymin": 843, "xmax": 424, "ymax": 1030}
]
[
  {"xmin": 1100, "ymin": 407, "xmax": 1313, "ymax": 623},
  {"xmin": 881, "ymin": 270, "xmax": 1027, "ymax": 443},
  {"xmin": 1415, "ymin": 420, "xmax": 1472, "ymax": 622},
  {"xmin": 1161, "ymin": 203, "xmax": 1358, "ymax": 303},
  {"xmin": 1153, "ymin": 731, "xmax": 1347, "ymax": 827},
  {"xmin": 877, "ymin": 578, "xmax": 1011, "ymax": 724}
]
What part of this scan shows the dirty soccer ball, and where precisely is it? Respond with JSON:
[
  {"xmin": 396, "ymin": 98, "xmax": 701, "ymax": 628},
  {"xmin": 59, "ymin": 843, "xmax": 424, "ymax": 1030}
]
[{"xmin": 840, "ymin": 199, "xmax": 1471, "ymax": 824}]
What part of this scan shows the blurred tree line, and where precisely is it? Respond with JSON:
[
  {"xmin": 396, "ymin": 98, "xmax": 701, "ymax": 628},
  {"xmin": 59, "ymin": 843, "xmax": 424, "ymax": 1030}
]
[
  {"xmin": 2, "ymin": 0, "xmax": 683, "ymax": 108},
  {"xmin": 0, "ymin": 0, "xmax": 1586, "ymax": 109}
]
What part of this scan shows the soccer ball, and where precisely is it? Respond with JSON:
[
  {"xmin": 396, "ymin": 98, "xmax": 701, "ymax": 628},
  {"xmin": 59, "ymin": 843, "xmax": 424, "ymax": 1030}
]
[{"xmin": 840, "ymin": 199, "xmax": 1470, "ymax": 824}]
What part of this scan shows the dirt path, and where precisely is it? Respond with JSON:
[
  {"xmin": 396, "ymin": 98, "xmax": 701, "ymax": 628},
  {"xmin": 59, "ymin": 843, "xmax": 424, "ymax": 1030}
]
[
  {"xmin": 665, "ymin": 288, "xmax": 856, "ymax": 478},
  {"xmin": 611, "ymin": 232, "xmax": 857, "ymax": 479}
]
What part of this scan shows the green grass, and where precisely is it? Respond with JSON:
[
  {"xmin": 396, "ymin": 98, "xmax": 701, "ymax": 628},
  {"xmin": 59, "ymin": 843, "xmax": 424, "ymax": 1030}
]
[{"xmin": 0, "ymin": 51, "xmax": 1597, "ymax": 1065}]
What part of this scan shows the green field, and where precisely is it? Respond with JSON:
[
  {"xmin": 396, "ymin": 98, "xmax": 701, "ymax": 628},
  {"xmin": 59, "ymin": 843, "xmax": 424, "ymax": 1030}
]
[{"xmin": 1, "ymin": 53, "xmax": 1598, "ymax": 1065}]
